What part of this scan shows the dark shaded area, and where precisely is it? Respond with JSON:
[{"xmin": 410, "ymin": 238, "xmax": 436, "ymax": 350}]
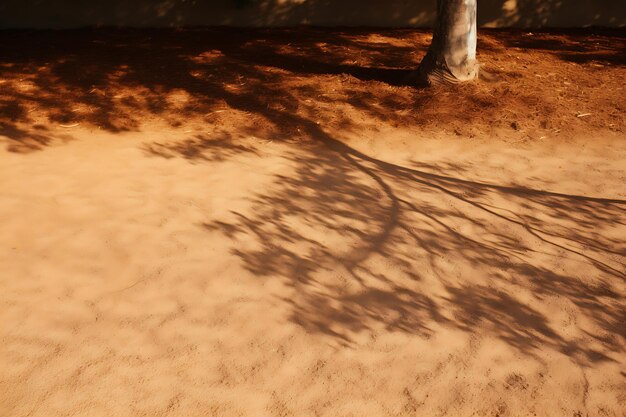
[
  {"xmin": 0, "ymin": 0, "xmax": 624, "ymax": 28},
  {"xmin": 0, "ymin": 28, "xmax": 624, "ymax": 362},
  {"xmin": 478, "ymin": 0, "xmax": 626, "ymax": 28},
  {"xmin": 481, "ymin": 28, "xmax": 626, "ymax": 65}
]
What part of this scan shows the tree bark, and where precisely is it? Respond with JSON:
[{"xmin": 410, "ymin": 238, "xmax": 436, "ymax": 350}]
[{"xmin": 417, "ymin": 0, "xmax": 479, "ymax": 85}]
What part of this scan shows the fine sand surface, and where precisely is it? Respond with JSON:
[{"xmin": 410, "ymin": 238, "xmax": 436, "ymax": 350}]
[{"xmin": 1, "ymin": 29, "xmax": 625, "ymax": 416}]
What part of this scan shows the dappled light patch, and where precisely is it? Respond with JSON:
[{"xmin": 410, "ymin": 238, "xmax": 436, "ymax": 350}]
[{"xmin": 1, "ymin": 28, "xmax": 624, "ymax": 153}]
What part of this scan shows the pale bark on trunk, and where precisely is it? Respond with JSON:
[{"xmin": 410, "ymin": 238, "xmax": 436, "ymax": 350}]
[{"xmin": 417, "ymin": 0, "xmax": 479, "ymax": 85}]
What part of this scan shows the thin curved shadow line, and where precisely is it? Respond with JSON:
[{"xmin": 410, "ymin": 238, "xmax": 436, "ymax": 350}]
[
  {"xmin": 323, "ymin": 135, "xmax": 626, "ymax": 206},
  {"xmin": 311, "ymin": 130, "xmax": 625, "ymax": 278}
]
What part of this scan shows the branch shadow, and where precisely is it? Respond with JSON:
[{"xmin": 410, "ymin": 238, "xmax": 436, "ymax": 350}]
[{"xmin": 200, "ymin": 120, "xmax": 625, "ymax": 361}]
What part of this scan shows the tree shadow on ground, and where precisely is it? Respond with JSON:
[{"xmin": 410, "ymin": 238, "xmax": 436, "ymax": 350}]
[
  {"xmin": 189, "ymin": 117, "xmax": 625, "ymax": 362},
  {"xmin": 1, "ymin": 28, "xmax": 624, "ymax": 363}
]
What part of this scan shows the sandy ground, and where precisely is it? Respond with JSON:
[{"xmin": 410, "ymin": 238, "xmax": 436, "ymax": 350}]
[{"xmin": 1, "ymin": 29, "xmax": 625, "ymax": 416}]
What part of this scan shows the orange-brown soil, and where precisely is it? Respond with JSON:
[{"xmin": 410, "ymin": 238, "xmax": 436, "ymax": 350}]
[{"xmin": 1, "ymin": 28, "xmax": 625, "ymax": 417}]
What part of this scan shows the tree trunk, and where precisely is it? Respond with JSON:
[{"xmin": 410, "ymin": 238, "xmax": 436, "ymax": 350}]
[{"xmin": 417, "ymin": 0, "xmax": 479, "ymax": 85}]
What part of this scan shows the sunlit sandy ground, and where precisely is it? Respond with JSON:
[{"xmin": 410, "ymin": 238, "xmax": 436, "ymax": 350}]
[{"xmin": 1, "ymin": 29, "xmax": 625, "ymax": 416}]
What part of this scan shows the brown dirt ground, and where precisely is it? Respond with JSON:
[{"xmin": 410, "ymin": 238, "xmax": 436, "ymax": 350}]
[{"xmin": 0, "ymin": 28, "xmax": 625, "ymax": 417}]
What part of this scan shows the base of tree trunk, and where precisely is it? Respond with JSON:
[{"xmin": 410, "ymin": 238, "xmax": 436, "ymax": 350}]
[{"xmin": 412, "ymin": 52, "xmax": 480, "ymax": 86}]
